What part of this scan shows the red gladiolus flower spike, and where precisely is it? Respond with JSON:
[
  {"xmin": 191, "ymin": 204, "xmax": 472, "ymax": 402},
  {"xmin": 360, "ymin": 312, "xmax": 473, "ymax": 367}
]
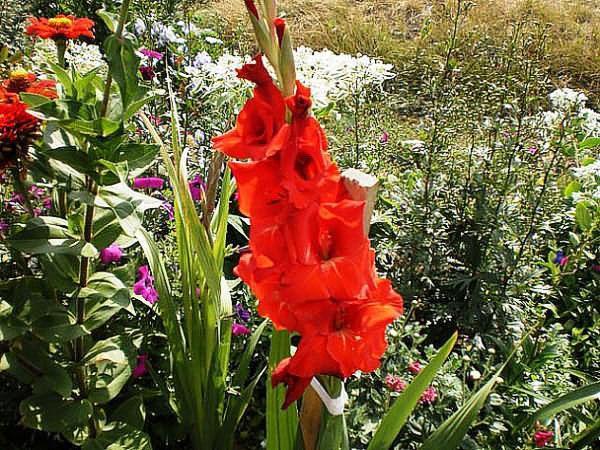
[{"xmin": 273, "ymin": 18, "xmax": 286, "ymax": 47}]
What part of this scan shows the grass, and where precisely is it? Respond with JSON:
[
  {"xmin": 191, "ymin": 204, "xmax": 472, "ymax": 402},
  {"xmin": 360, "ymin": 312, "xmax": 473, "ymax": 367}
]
[{"xmin": 202, "ymin": 0, "xmax": 600, "ymax": 101}]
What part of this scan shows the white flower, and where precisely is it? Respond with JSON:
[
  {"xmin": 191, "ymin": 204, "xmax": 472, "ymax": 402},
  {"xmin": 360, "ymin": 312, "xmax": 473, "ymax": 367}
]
[
  {"xmin": 205, "ymin": 36, "xmax": 223, "ymax": 45},
  {"xmin": 549, "ymin": 88, "xmax": 587, "ymax": 112},
  {"xmin": 29, "ymin": 40, "xmax": 105, "ymax": 75},
  {"xmin": 573, "ymin": 160, "xmax": 600, "ymax": 179},
  {"xmin": 151, "ymin": 22, "xmax": 184, "ymax": 46},
  {"xmin": 578, "ymin": 108, "xmax": 600, "ymax": 136},
  {"xmin": 192, "ymin": 51, "xmax": 212, "ymax": 68},
  {"xmin": 177, "ymin": 20, "xmax": 198, "ymax": 36},
  {"xmin": 469, "ymin": 369, "xmax": 482, "ymax": 381},
  {"xmin": 133, "ymin": 18, "xmax": 146, "ymax": 35}
]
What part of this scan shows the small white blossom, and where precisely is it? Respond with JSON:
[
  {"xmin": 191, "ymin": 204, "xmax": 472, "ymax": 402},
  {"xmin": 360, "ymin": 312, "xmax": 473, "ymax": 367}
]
[
  {"xmin": 573, "ymin": 160, "xmax": 600, "ymax": 179},
  {"xmin": 205, "ymin": 36, "xmax": 223, "ymax": 45},
  {"xmin": 133, "ymin": 18, "xmax": 146, "ymax": 35},
  {"xmin": 549, "ymin": 88, "xmax": 587, "ymax": 112}
]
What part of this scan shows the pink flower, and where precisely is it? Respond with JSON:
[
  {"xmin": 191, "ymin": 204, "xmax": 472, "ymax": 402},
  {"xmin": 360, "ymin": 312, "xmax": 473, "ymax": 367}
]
[
  {"xmin": 42, "ymin": 197, "xmax": 52, "ymax": 210},
  {"xmin": 419, "ymin": 386, "xmax": 437, "ymax": 405},
  {"xmin": 28, "ymin": 184, "xmax": 45, "ymax": 199},
  {"xmin": 528, "ymin": 146, "xmax": 539, "ymax": 155},
  {"xmin": 100, "ymin": 243, "xmax": 123, "ymax": 265},
  {"xmin": 140, "ymin": 48, "xmax": 163, "ymax": 60},
  {"xmin": 232, "ymin": 322, "xmax": 250, "ymax": 336},
  {"xmin": 592, "ymin": 264, "xmax": 600, "ymax": 273},
  {"xmin": 0, "ymin": 219, "xmax": 9, "ymax": 234},
  {"xmin": 161, "ymin": 201, "xmax": 174, "ymax": 221},
  {"xmin": 384, "ymin": 374, "xmax": 407, "ymax": 393},
  {"xmin": 132, "ymin": 354, "xmax": 148, "ymax": 378},
  {"xmin": 189, "ymin": 175, "xmax": 206, "ymax": 201},
  {"xmin": 133, "ymin": 177, "xmax": 164, "ymax": 190},
  {"xmin": 408, "ymin": 361, "xmax": 423, "ymax": 374},
  {"xmin": 133, "ymin": 265, "xmax": 159, "ymax": 304},
  {"xmin": 534, "ymin": 430, "xmax": 554, "ymax": 448},
  {"xmin": 379, "ymin": 131, "xmax": 389, "ymax": 144}
]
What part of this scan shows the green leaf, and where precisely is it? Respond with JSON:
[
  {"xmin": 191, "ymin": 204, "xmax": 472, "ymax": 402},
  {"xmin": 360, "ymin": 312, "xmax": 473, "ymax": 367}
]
[
  {"xmin": 82, "ymin": 422, "xmax": 152, "ymax": 450},
  {"xmin": 20, "ymin": 394, "xmax": 93, "ymax": 433},
  {"xmin": 571, "ymin": 417, "xmax": 600, "ymax": 450},
  {"xmin": 232, "ymin": 319, "xmax": 268, "ymax": 390},
  {"xmin": 32, "ymin": 306, "xmax": 88, "ymax": 342},
  {"xmin": 81, "ymin": 272, "xmax": 134, "ymax": 330},
  {"xmin": 532, "ymin": 382, "xmax": 600, "ymax": 423},
  {"xmin": 43, "ymin": 146, "xmax": 95, "ymax": 175},
  {"xmin": 7, "ymin": 216, "xmax": 96, "ymax": 256},
  {"xmin": 58, "ymin": 118, "xmax": 121, "ymax": 138},
  {"xmin": 368, "ymin": 332, "xmax": 458, "ymax": 450},
  {"xmin": 104, "ymin": 35, "xmax": 144, "ymax": 115},
  {"xmin": 112, "ymin": 396, "xmax": 146, "ymax": 430},
  {"xmin": 564, "ymin": 180, "xmax": 581, "ymax": 197},
  {"xmin": 575, "ymin": 203, "xmax": 592, "ymax": 231},
  {"xmin": 20, "ymin": 92, "xmax": 53, "ymax": 108},
  {"xmin": 84, "ymin": 335, "xmax": 136, "ymax": 404},
  {"xmin": 97, "ymin": 9, "xmax": 119, "ymax": 32},
  {"xmin": 97, "ymin": 183, "xmax": 163, "ymax": 236},
  {"xmin": 49, "ymin": 62, "xmax": 74, "ymax": 96},
  {"xmin": 103, "ymin": 143, "xmax": 160, "ymax": 177},
  {"xmin": 267, "ymin": 330, "xmax": 298, "ymax": 450},
  {"xmin": 579, "ymin": 137, "xmax": 600, "ymax": 149},
  {"xmin": 420, "ymin": 333, "xmax": 528, "ymax": 450}
]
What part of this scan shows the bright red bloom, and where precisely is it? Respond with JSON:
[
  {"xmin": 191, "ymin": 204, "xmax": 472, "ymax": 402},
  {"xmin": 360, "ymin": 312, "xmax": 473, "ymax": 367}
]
[
  {"xmin": 271, "ymin": 357, "xmax": 312, "ymax": 409},
  {"xmin": 2, "ymin": 70, "xmax": 57, "ymax": 99},
  {"xmin": 273, "ymin": 18, "xmax": 286, "ymax": 47},
  {"xmin": 0, "ymin": 97, "xmax": 40, "ymax": 172},
  {"xmin": 26, "ymin": 15, "xmax": 95, "ymax": 41},
  {"xmin": 212, "ymin": 55, "xmax": 286, "ymax": 160}
]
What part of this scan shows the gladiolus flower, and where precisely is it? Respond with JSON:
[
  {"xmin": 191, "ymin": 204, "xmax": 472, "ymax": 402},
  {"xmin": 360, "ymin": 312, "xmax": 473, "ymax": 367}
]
[
  {"xmin": 133, "ymin": 177, "xmax": 164, "ymax": 190},
  {"xmin": 100, "ymin": 244, "xmax": 124, "ymax": 265},
  {"xmin": 385, "ymin": 374, "xmax": 407, "ymax": 393},
  {"xmin": 232, "ymin": 322, "xmax": 251, "ymax": 336},
  {"xmin": 419, "ymin": 386, "xmax": 437, "ymax": 405},
  {"xmin": 133, "ymin": 265, "xmax": 159, "ymax": 304},
  {"xmin": 408, "ymin": 361, "xmax": 423, "ymax": 374},
  {"xmin": 132, "ymin": 354, "xmax": 148, "ymax": 378},
  {"xmin": 534, "ymin": 430, "xmax": 554, "ymax": 448},
  {"xmin": 273, "ymin": 18, "xmax": 286, "ymax": 47},
  {"xmin": 26, "ymin": 15, "xmax": 95, "ymax": 41},
  {"xmin": 271, "ymin": 357, "xmax": 312, "ymax": 409},
  {"xmin": 244, "ymin": 0, "xmax": 260, "ymax": 19}
]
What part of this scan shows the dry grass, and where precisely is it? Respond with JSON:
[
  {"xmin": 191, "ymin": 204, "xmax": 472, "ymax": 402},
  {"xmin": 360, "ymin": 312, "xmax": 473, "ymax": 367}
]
[{"xmin": 202, "ymin": 0, "xmax": 600, "ymax": 95}]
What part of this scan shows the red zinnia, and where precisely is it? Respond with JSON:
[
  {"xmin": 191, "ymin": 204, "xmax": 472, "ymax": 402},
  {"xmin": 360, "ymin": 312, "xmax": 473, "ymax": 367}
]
[
  {"xmin": 26, "ymin": 15, "xmax": 95, "ymax": 41},
  {"xmin": 0, "ymin": 96, "xmax": 40, "ymax": 173},
  {"xmin": 2, "ymin": 70, "xmax": 57, "ymax": 99}
]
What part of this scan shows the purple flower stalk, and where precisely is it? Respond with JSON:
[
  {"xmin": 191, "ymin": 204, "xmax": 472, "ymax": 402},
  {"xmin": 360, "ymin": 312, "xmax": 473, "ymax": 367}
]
[
  {"xmin": 132, "ymin": 354, "xmax": 149, "ymax": 378},
  {"xmin": 189, "ymin": 175, "xmax": 206, "ymax": 201},
  {"xmin": 133, "ymin": 177, "xmax": 164, "ymax": 190},
  {"xmin": 140, "ymin": 48, "xmax": 164, "ymax": 60},
  {"xmin": 232, "ymin": 322, "xmax": 250, "ymax": 336},
  {"xmin": 100, "ymin": 243, "xmax": 124, "ymax": 265},
  {"xmin": 133, "ymin": 265, "xmax": 159, "ymax": 304}
]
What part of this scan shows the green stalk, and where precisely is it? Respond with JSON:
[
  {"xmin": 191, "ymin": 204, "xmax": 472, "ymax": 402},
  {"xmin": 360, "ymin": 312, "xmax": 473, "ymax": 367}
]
[{"xmin": 55, "ymin": 39, "xmax": 67, "ymax": 68}]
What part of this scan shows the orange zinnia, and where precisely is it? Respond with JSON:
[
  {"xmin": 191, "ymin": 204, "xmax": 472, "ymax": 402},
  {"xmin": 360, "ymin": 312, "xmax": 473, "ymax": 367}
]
[{"xmin": 26, "ymin": 15, "xmax": 95, "ymax": 41}]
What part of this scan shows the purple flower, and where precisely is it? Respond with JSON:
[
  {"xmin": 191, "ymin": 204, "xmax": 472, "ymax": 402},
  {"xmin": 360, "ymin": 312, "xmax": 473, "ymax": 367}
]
[
  {"xmin": 28, "ymin": 185, "xmax": 45, "ymax": 199},
  {"xmin": 42, "ymin": 197, "xmax": 52, "ymax": 210},
  {"xmin": 100, "ymin": 243, "xmax": 124, "ymax": 265},
  {"xmin": 232, "ymin": 322, "xmax": 250, "ymax": 336},
  {"xmin": 189, "ymin": 175, "xmax": 206, "ymax": 201},
  {"xmin": 133, "ymin": 265, "xmax": 159, "ymax": 304},
  {"xmin": 379, "ymin": 131, "xmax": 389, "ymax": 144},
  {"xmin": 419, "ymin": 386, "xmax": 437, "ymax": 405},
  {"xmin": 133, "ymin": 177, "xmax": 164, "ymax": 190},
  {"xmin": 140, "ymin": 48, "xmax": 164, "ymax": 60},
  {"xmin": 235, "ymin": 302, "xmax": 251, "ymax": 322},
  {"xmin": 161, "ymin": 201, "xmax": 174, "ymax": 221},
  {"xmin": 591, "ymin": 264, "xmax": 600, "ymax": 273},
  {"xmin": 0, "ymin": 220, "xmax": 9, "ymax": 234},
  {"xmin": 527, "ymin": 146, "xmax": 539, "ymax": 155},
  {"xmin": 132, "ymin": 354, "xmax": 149, "ymax": 378},
  {"xmin": 139, "ymin": 65, "xmax": 155, "ymax": 81},
  {"xmin": 553, "ymin": 251, "xmax": 569, "ymax": 267}
]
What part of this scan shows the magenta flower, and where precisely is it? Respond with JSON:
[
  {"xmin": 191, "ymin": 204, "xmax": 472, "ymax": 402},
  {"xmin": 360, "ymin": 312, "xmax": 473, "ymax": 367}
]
[
  {"xmin": 133, "ymin": 265, "xmax": 159, "ymax": 304},
  {"xmin": 100, "ymin": 243, "xmax": 124, "ymax": 265},
  {"xmin": 132, "ymin": 354, "xmax": 149, "ymax": 378},
  {"xmin": 42, "ymin": 197, "xmax": 52, "ymax": 210},
  {"xmin": 408, "ymin": 361, "xmax": 423, "ymax": 374},
  {"xmin": 140, "ymin": 48, "xmax": 164, "ymax": 60},
  {"xmin": 139, "ymin": 65, "xmax": 155, "ymax": 81},
  {"xmin": 528, "ymin": 146, "xmax": 539, "ymax": 155},
  {"xmin": 232, "ymin": 322, "xmax": 250, "ymax": 336},
  {"xmin": 384, "ymin": 374, "xmax": 407, "ymax": 393},
  {"xmin": 235, "ymin": 302, "xmax": 251, "ymax": 322},
  {"xmin": 133, "ymin": 177, "xmax": 164, "ymax": 190},
  {"xmin": 0, "ymin": 220, "xmax": 9, "ymax": 234},
  {"xmin": 534, "ymin": 430, "xmax": 554, "ymax": 448},
  {"xmin": 592, "ymin": 264, "xmax": 600, "ymax": 273},
  {"xmin": 189, "ymin": 175, "xmax": 206, "ymax": 201},
  {"xmin": 28, "ymin": 185, "xmax": 45, "ymax": 199},
  {"xmin": 553, "ymin": 251, "xmax": 569, "ymax": 267},
  {"xmin": 379, "ymin": 131, "xmax": 389, "ymax": 144},
  {"xmin": 419, "ymin": 386, "xmax": 437, "ymax": 405}
]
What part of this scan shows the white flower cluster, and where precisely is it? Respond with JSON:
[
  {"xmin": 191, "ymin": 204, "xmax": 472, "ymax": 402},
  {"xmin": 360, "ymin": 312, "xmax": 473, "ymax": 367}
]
[
  {"xmin": 573, "ymin": 160, "xmax": 600, "ymax": 179},
  {"xmin": 549, "ymin": 88, "xmax": 588, "ymax": 112},
  {"xmin": 29, "ymin": 40, "xmax": 106, "ymax": 75},
  {"xmin": 186, "ymin": 46, "xmax": 394, "ymax": 111}
]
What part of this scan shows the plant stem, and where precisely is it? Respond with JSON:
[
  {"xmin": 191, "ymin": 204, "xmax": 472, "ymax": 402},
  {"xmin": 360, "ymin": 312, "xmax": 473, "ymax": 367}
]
[{"xmin": 56, "ymin": 39, "xmax": 66, "ymax": 68}]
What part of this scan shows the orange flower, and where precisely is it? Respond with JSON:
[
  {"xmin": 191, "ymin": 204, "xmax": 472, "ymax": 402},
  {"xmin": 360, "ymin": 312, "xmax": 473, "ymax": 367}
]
[
  {"xmin": 2, "ymin": 70, "xmax": 57, "ymax": 99},
  {"xmin": 0, "ymin": 96, "xmax": 40, "ymax": 173},
  {"xmin": 26, "ymin": 15, "xmax": 95, "ymax": 41}
]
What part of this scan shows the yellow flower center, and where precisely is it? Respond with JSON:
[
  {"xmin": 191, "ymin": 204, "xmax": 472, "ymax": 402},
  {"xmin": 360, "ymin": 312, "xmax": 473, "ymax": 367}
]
[
  {"xmin": 48, "ymin": 17, "xmax": 73, "ymax": 28},
  {"xmin": 9, "ymin": 69, "xmax": 29, "ymax": 80}
]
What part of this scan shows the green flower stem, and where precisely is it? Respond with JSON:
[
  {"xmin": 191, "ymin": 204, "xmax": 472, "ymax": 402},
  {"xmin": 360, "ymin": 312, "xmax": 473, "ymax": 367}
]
[{"xmin": 56, "ymin": 39, "xmax": 67, "ymax": 68}]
